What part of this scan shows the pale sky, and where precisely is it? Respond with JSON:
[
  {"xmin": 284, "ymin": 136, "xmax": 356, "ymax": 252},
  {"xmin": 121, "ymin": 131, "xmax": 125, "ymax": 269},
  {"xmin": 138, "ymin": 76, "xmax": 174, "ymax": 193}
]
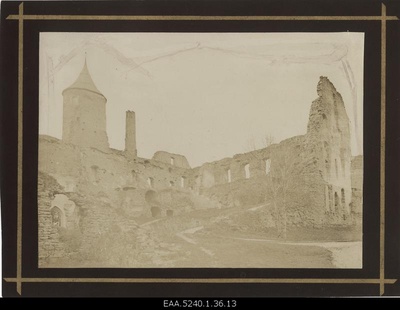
[{"xmin": 39, "ymin": 32, "xmax": 364, "ymax": 168}]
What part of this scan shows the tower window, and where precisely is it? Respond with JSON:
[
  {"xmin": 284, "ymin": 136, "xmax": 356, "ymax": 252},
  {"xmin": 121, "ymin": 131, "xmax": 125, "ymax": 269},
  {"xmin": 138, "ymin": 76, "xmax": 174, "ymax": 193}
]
[
  {"xmin": 244, "ymin": 164, "xmax": 250, "ymax": 179},
  {"xmin": 180, "ymin": 177, "xmax": 185, "ymax": 188},
  {"xmin": 170, "ymin": 157, "xmax": 175, "ymax": 165},
  {"xmin": 265, "ymin": 159, "xmax": 271, "ymax": 175},
  {"xmin": 169, "ymin": 181, "xmax": 174, "ymax": 187},
  {"xmin": 147, "ymin": 177, "xmax": 154, "ymax": 188},
  {"xmin": 227, "ymin": 169, "xmax": 231, "ymax": 183}
]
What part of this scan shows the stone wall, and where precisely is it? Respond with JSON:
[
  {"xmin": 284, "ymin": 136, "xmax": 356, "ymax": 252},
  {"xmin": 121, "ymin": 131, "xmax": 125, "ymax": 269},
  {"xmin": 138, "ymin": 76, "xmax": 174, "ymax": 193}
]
[
  {"xmin": 188, "ymin": 135, "xmax": 330, "ymax": 226},
  {"xmin": 38, "ymin": 172, "xmax": 67, "ymax": 266},
  {"xmin": 39, "ymin": 135, "xmax": 193, "ymax": 203},
  {"xmin": 351, "ymin": 155, "xmax": 363, "ymax": 190},
  {"xmin": 306, "ymin": 76, "xmax": 352, "ymax": 219},
  {"xmin": 152, "ymin": 151, "xmax": 191, "ymax": 169},
  {"xmin": 350, "ymin": 155, "xmax": 363, "ymax": 216}
]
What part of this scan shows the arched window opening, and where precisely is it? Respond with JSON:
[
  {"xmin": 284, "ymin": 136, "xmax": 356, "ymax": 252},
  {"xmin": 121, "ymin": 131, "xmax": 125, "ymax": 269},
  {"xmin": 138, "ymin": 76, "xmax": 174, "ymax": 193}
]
[
  {"xmin": 265, "ymin": 159, "xmax": 271, "ymax": 175},
  {"xmin": 244, "ymin": 164, "xmax": 250, "ymax": 179},
  {"xmin": 341, "ymin": 188, "xmax": 345, "ymax": 205},
  {"xmin": 334, "ymin": 192, "xmax": 339, "ymax": 212}
]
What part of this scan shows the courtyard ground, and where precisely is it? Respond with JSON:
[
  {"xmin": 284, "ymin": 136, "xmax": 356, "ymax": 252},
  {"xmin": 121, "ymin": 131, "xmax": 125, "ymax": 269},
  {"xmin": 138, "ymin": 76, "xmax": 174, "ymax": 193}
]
[{"xmin": 46, "ymin": 202, "xmax": 362, "ymax": 268}]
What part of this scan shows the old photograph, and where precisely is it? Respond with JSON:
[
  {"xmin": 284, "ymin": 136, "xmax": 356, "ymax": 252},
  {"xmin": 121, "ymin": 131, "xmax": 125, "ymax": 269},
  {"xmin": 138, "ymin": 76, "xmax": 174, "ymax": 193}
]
[{"xmin": 38, "ymin": 32, "xmax": 364, "ymax": 268}]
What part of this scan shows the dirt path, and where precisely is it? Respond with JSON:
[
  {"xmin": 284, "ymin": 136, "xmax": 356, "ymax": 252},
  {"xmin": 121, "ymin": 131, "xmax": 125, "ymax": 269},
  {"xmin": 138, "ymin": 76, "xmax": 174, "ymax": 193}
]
[
  {"xmin": 134, "ymin": 205, "xmax": 361, "ymax": 268},
  {"xmin": 230, "ymin": 236, "xmax": 362, "ymax": 268},
  {"xmin": 176, "ymin": 226, "xmax": 215, "ymax": 257},
  {"xmin": 171, "ymin": 225, "xmax": 336, "ymax": 268}
]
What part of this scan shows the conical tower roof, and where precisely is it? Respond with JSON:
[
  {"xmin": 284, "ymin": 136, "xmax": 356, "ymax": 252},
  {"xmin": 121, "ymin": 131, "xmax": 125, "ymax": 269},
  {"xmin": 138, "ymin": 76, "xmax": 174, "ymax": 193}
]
[{"xmin": 63, "ymin": 59, "xmax": 105, "ymax": 99}]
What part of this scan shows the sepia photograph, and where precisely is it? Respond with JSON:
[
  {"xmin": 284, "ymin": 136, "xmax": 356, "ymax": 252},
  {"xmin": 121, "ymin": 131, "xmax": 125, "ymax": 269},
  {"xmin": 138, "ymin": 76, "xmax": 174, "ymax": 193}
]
[{"xmin": 38, "ymin": 32, "xmax": 364, "ymax": 269}]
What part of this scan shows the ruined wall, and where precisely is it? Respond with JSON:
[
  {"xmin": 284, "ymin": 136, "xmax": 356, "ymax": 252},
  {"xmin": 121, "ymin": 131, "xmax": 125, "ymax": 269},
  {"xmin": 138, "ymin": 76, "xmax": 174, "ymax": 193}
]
[
  {"xmin": 188, "ymin": 135, "xmax": 328, "ymax": 226},
  {"xmin": 38, "ymin": 170, "xmax": 143, "ymax": 267},
  {"xmin": 38, "ymin": 135, "xmax": 82, "ymax": 192},
  {"xmin": 152, "ymin": 151, "xmax": 191, "ymax": 169},
  {"xmin": 39, "ymin": 135, "xmax": 195, "ymax": 221},
  {"xmin": 350, "ymin": 155, "xmax": 363, "ymax": 216},
  {"xmin": 38, "ymin": 162, "xmax": 217, "ymax": 265},
  {"xmin": 186, "ymin": 77, "xmax": 354, "ymax": 226},
  {"xmin": 66, "ymin": 191, "xmax": 139, "ymax": 264},
  {"xmin": 351, "ymin": 155, "xmax": 363, "ymax": 190},
  {"xmin": 38, "ymin": 172, "xmax": 66, "ymax": 266},
  {"xmin": 306, "ymin": 76, "xmax": 352, "ymax": 220},
  {"xmin": 62, "ymin": 89, "xmax": 109, "ymax": 152},
  {"xmin": 134, "ymin": 157, "xmax": 191, "ymax": 191}
]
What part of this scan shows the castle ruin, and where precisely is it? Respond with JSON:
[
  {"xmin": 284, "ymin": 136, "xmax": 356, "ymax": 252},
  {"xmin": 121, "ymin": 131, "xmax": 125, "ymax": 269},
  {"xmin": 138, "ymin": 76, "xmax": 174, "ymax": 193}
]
[{"xmin": 38, "ymin": 61, "xmax": 362, "ymax": 266}]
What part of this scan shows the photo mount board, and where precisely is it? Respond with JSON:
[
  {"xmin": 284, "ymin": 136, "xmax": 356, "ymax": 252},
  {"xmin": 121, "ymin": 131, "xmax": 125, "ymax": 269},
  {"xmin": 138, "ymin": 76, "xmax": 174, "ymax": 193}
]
[{"xmin": 1, "ymin": 0, "xmax": 400, "ymax": 297}]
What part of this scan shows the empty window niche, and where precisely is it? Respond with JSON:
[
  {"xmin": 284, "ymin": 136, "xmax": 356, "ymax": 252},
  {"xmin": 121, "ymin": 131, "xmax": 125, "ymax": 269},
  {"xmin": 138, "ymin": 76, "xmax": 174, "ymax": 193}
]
[
  {"xmin": 341, "ymin": 188, "xmax": 345, "ymax": 205},
  {"xmin": 325, "ymin": 185, "xmax": 330, "ymax": 212},
  {"xmin": 335, "ymin": 159, "xmax": 339, "ymax": 179},
  {"xmin": 169, "ymin": 181, "xmax": 174, "ymax": 187},
  {"xmin": 227, "ymin": 169, "xmax": 232, "ymax": 183},
  {"xmin": 244, "ymin": 164, "xmax": 250, "ymax": 179},
  {"xmin": 265, "ymin": 159, "xmax": 271, "ymax": 175},
  {"xmin": 170, "ymin": 157, "xmax": 175, "ymax": 165},
  {"xmin": 334, "ymin": 191, "xmax": 339, "ymax": 212},
  {"xmin": 328, "ymin": 185, "xmax": 333, "ymax": 212},
  {"xmin": 147, "ymin": 177, "xmax": 154, "ymax": 188},
  {"xmin": 90, "ymin": 165, "xmax": 100, "ymax": 184},
  {"xmin": 180, "ymin": 176, "xmax": 185, "ymax": 188}
]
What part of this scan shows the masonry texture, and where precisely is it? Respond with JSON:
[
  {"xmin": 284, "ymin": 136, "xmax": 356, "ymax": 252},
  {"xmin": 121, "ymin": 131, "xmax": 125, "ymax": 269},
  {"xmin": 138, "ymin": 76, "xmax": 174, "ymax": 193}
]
[{"xmin": 38, "ymin": 62, "xmax": 363, "ymax": 267}]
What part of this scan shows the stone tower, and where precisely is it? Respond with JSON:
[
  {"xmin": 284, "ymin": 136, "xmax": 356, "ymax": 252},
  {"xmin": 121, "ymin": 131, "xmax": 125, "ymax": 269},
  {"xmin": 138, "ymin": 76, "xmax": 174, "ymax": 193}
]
[
  {"xmin": 125, "ymin": 111, "xmax": 137, "ymax": 159},
  {"xmin": 307, "ymin": 76, "xmax": 352, "ymax": 216},
  {"xmin": 62, "ymin": 60, "xmax": 109, "ymax": 152}
]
